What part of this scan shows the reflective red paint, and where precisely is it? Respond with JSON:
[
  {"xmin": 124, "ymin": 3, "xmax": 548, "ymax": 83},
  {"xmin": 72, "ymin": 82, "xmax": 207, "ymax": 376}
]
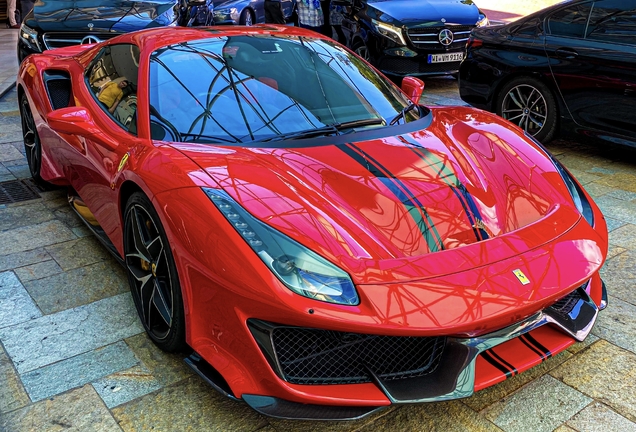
[{"xmin": 17, "ymin": 26, "xmax": 609, "ymax": 410}]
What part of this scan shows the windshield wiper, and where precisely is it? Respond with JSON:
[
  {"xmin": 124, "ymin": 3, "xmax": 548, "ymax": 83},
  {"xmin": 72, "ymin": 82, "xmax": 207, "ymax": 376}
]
[
  {"xmin": 335, "ymin": 118, "xmax": 385, "ymax": 129},
  {"xmin": 180, "ymin": 133, "xmax": 240, "ymax": 144},
  {"xmin": 257, "ymin": 124, "xmax": 340, "ymax": 142},
  {"xmin": 390, "ymin": 103, "xmax": 418, "ymax": 125}
]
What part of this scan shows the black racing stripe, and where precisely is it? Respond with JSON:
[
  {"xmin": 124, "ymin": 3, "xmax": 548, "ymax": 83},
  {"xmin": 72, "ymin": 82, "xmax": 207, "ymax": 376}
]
[
  {"xmin": 481, "ymin": 350, "xmax": 514, "ymax": 379},
  {"xmin": 342, "ymin": 143, "xmax": 445, "ymax": 252},
  {"xmin": 522, "ymin": 333, "xmax": 552, "ymax": 359},
  {"xmin": 519, "ymin": 334, "xmax": 547, "ymax": 361},
  {"xmin": 487, "ymin": 348, "xmax": 518, "ymax": 377}
]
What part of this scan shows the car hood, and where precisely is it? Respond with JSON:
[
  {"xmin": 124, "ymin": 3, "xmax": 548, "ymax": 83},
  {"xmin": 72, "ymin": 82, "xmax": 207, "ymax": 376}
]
[
  {"xmin": 368, "ymin": 0, "xmax": 480, "ymax": 26},
  {"xmin": 26, "ymin": 0, "xmax": 177, "ymax": 33},
  {"xmin": 170, "ymin": 107, "xmax": 598, "ymax": 284}
]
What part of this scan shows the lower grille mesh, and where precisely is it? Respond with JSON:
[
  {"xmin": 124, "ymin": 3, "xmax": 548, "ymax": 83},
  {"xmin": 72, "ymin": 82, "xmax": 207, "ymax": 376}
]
[
  {"xmin": 272, "ymin": 327, "xmax": 446, "ymax": 385},
  {"xmin": 549, "ymin": 289, "xmax": 581, "ymax": 315}
]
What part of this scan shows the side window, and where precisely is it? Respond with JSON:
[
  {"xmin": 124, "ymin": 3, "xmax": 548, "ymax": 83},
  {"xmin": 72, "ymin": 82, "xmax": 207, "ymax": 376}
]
[
  {"xmin": 548, "ymin": 3, "xmax": 593, "ymax": 38},
  {"xmin": 586, "ymin": 1, "xmax": 636, "ymax": 45},
  {"xmin": 86, "ymin": 44, "xmax": 140, "ymax": 135}
]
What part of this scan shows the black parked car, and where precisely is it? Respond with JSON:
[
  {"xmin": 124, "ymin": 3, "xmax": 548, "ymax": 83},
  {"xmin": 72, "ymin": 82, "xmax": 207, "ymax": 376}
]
[
  {"xmin": 18, "ymin": 0, "xmax": 214, "ymax": 62},
  {"xmin": 337, "ymin": 0, "xmax": 489, "ymax": 78},
  {"xmin": 459, "ymin": 0, "xmax": 636, "ymax": 145}
]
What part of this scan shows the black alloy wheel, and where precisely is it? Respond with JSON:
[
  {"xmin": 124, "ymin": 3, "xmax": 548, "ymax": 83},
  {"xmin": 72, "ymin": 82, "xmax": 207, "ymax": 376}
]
[
  {"xmin": 124, "ymin": 192, "xmax": 186, "ymax": 352},
  {"xmin": 496, "ymin": 77, "xmax": 558, "ymax": 143},
  {"xmin": 19, "ymin": 94, "xmax": 47, "ymax": 184},
  {"xmin": 240, "ymin": 9, "xmax": 254, "ymax": 26}
]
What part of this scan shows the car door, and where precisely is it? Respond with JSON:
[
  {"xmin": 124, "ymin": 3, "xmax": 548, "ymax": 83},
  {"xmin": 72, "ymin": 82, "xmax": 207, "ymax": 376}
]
[
  {"xmin": 69, "ymin": 43, "xmax": 142, "ymax": 238},
  {"xmin": 544, "ymin": 0, "xmax": 636, "ymax": 143}
]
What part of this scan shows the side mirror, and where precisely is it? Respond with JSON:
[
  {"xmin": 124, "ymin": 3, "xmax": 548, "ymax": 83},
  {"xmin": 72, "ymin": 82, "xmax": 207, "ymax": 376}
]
[
  {"xmin": 47, "ymin": 107, "xmax": 101, "ymax": 136},
  {"xmin": 401, "ymin": 77, "xmax": 425, "ymax": 104}
]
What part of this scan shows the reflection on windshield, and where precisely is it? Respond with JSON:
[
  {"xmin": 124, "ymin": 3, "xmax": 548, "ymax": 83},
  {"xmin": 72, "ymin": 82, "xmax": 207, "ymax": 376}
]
[{"xmin": 148, "ymin": 35, "xmax": 421, "ymax": 144}]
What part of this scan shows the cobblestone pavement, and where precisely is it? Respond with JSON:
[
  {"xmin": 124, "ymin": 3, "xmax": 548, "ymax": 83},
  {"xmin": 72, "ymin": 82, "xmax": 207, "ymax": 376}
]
[
  {"xmin": 1, "ymin": 73, "xmax": 636, "ymax": 431},
  {"xmin": 0, "ymin": 30, "xmax": 18, "ymax": 98}
]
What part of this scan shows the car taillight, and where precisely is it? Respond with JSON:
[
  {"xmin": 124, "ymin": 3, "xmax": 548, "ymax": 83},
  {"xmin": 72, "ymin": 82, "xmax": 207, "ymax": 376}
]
[{"xmin": 467, "ymin": 36, "xmax": 483, "ymax": 50}]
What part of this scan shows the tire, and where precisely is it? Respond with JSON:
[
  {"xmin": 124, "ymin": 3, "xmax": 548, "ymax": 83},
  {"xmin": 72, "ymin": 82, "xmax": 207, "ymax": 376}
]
[
  {"xmin": 19, "ymin": 93, "xmax": 51, "ymax": 186},
  {"xmin": 239, "ymin": 9, "xmax": 254, "ymax": 26},
  {"xmin": 496, "ymin": 76, "xmax": 558, "ymax": 143},
  {"xmin": 123, "ymin": 192, "xmax": 187, "ymax": 352},
  {"xmin": 352, "ymin": 40, "xmax": 370, "ymax": 62}
]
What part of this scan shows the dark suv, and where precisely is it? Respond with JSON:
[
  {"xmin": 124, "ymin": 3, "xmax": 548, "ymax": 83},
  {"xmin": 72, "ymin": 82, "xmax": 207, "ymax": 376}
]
[
  {"xmin": 337, "ymin": 0, "xmax": 489, "ymax": 78},
  {"xmin": 18, "ymin": 0, "xmax": 214, "ymax": 62}
]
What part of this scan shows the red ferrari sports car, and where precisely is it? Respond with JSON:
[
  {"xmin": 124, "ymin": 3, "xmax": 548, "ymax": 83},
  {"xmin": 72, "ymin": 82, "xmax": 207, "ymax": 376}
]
[{"xmin": 18, "ymin": 25, "xmax": 608, "ymax": 420}]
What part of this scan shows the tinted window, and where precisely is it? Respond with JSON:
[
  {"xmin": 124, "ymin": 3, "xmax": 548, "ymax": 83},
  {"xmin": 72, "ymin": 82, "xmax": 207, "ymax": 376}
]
[
  {"xmin": 511, "ymin": 18, "xmax": 541, "ymax": 36},
  {"xmin": 548, "ymin": 3, "xmax": 593, "ymax": 38},
  {"xmin": 148, "ymin": 35, "xmax": 419, "ymax": 144},
  {"xmin": 586, "ymin": 1, "xmax": 636, "ymax": 45},
  {"xmin": 86, "ymin": 44, "xmax": 139, "ymax": 134}
]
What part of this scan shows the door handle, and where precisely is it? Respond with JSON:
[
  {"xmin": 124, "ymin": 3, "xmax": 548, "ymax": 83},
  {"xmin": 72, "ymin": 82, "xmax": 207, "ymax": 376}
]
[{"xmin": 555, "ymin": 48, "xmax": 579, "ymax": 59}]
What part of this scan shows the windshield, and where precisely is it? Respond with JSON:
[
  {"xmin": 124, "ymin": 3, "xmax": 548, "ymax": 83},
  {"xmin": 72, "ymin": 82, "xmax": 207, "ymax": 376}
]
[{"xmin": 148, "ymin": 34, "xmax": 422, "ymax": 144}]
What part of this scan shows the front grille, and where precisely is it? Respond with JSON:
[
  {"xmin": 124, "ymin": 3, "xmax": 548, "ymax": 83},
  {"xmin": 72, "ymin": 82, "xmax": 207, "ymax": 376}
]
[
  {"xmin": 408, "ymin": 25, "xmax": 473, "ymax": 49},
  {"xmin": 378, "ymin": 58, "xmax": 462, "ymax": 75},
  {"xmin": 272, "ymin": 327, "xmax": 446, "ymax": 385},
  {"xmin": 0, "ymin": 180, "xmax": 41, "ymax": 204},
  {"xmin": 549, "ymin": 289, "xmax": 581, "ymax": 316},
  {"xmin": 42, "ymin": 32, "xmax": 120, "ymax": 50}
]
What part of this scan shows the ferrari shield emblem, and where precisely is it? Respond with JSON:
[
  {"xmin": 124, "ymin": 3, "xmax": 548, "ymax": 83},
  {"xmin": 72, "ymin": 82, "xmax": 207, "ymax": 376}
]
[
  {"xmin": 513, "ymin": 269, "xmax": 530, "ymax": 285},
  {"xmin": 117, "ymin": 153, "xmax": 129, "ymax": 173}
]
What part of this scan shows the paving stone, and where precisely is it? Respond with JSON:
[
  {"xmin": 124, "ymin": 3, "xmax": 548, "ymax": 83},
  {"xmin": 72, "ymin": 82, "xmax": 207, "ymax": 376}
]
[
  {"xmin": 584, "ymin": 182, "xmax": 614, "ymax": 198},
  {"xmin": 45, "ymin": 237, "xmax": 113, "ymax": 271},
  {"xmin": 124, "ymin": 333, "xmax": 193, "ymax": 387},
  {"xmin": 600, "ymin": 251, "xmax": 636, "ymax": 306},
  {"xmin": 595, "ymin": 174, "xmax": 636, "ymax": 193},
  {"xmin": 53, "ymin": 205, "xmax": 85, "ymax": 228},
  {"xmin": 606, "ymin": 244, "xmax": 627, "ymax": 260},
  {"xmin": 0, "ymin": 344, "xmax": 30, "ymax": 415},
  {"xmin": 111, "ymin": 376, "xmax": 269, "ymax": 432},
  {"xmin": 482, "ymin": 375, "xmax": 591, "ymax": 432},
  {"xmin": 356, "ymin": 400, "xmax": 501, "ymax": 432},
  {"xmin": 0, "ymin": 292, "xmax": 144, "ymax": 374},
  {"xmin": 269, "ymin": 406, "xmax": 395, "ymax": 432},
  {"xmin": 43, "ymin": 196, "xmax": 71, "ymax": 211},
  {"xmin": 568, "ymin": 168, "xmax": 601, "ymax": 185},
  {"xmin": 0, "ymin": 143, "xmax": 24, "ymax": 162},
  {"xmin": 0, "ymin": 155, "xmax": 28, "ymax": 167},
  {"xmin": 21, "ymin": 341, "xmax": 139, "ymax": 402},
  {"xmin": 589, "ymin": 166, "xmax": 617, "ymax": 175},
  {"xmin": 92, "ymin": 364, "xmax": 162, "ymax": 409},
  {"xmin": 0, "ymin": 220, "xmax": 76, "ymax": 257},
  {"xmin": 553, "ymin": 426, "xmax": 578, "ymax": 432},
  {"xmin": 71, "ymin": 225, "xmax": 94, "ymax": 238},
  {"xmin": 0, "ymin": 271, "xmax": 42, "ymax": 329},
  {"xmin": 0, "ymin": 201, "xmax": 55, "ymax": 232},
  {"xmin": 0, "ymin": 248, "xmax": 50, "ymax": 272},
  {"xmin": 14, "ymin": 259, "xmax": 64, "ymax": 282},
  {"xmin": 463, "ymin": 350, "xmax": 573, "ymax": 412},
  {"xmin": 566, "ymin": 402, "xmax": 636, "ymax": 432},
  {"xmin": 23, "ymin": 261, "xmax": 129, "ymax": 314},
  {"xmin": 550, "ymin": 340, "xmax": 636, "ymax": 422},
  {"xmin": 607, "ymin": 189, "xmax": 636, "ymax": 202},
  {"xmin": 38, "ymin": 189, "xmax": 66, "ymax": 202},
  {"xmin": 595, "ymin": 196, "xmax": 636, "ymax": 225},
  {"xmin": 608, "ymin": 224, "xmax": 636, "ymax": 249},
  {"xmin": 592, "ymin": 296, "xmax": 636, "ymax": 356},
  {"xmin": 567, "ymin": 334, "xmax": 599, "ymax": 355},
  {"xmin": 0, "ymin": 385, "xmax": 122, "ymax": 432}
]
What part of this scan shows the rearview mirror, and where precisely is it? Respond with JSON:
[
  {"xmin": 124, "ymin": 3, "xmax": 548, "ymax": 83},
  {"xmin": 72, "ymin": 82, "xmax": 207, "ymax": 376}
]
[
  {"xmin": 47, "ymin": 107, "xmax": 101, "ymax": 136},
  {"xmin": 401, "ymin": 77, "xmax": 425, "ymax": 104}
]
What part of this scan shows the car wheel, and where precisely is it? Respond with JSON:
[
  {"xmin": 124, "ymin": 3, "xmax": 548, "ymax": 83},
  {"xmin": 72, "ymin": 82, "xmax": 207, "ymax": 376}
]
[
  {"xmin": 19, "ymin": 94, "xmax": 49, "ymax": 185},
  {"xmin": 496, "ymin": 76, "xmax": 558, "ymax": 143},
  {"xmin": 124, "ymin": 192, "xmax": 187, "ymax": 352},
  {"xmin": 353, "ymin": 40, "xmax": 370, "ymax": 61},
  {"xmin": 240, "ymin": 9, "xmax": 254, "ymax": 26}
]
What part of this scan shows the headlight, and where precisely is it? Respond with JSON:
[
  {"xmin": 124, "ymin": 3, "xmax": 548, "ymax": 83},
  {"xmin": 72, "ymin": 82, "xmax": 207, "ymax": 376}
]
[
  {"xmin": 214, "ymin": 7, "xmax": 238, "ymax": 18},
  {"xmin": 371, "ymin": 19, "xmax": 407, "ymax": 46},
  {"xmin": 476, "ymin": 12, "xmax": 489, "ymax": 27},
  {"xmin": 204, "ymin": 188, "xmax": 360, "ymax": 305},
  {"xmin": 525, "ymin": 132, "xmax": 594, "ymax": 226},
  {"xmin": 19, "ymin": 23, "xmax": 41, "ymax": 52}
]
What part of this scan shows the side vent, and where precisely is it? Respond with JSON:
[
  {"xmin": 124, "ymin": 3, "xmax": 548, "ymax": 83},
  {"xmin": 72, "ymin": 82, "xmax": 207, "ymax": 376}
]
[{"xmin": 43, "ymin": 70, "xmax": 72, "ymax": 110}]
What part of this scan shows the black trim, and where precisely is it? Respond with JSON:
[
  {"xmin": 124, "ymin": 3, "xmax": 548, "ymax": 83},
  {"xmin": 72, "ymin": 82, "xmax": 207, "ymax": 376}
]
[
  {"xmin": 184, "ymin": 353, "xmax": 239, "ymax": 401},
  {"xmin": 519, "ymin": 334, "xmax": 548, "ymax": 360},
  {"xmin": 481, "ymin": 350, "xmax": 514, "ymax": 379},
  {"xmin": 521, "ymin": 333, "xmax": 552, "ymax": 360}
]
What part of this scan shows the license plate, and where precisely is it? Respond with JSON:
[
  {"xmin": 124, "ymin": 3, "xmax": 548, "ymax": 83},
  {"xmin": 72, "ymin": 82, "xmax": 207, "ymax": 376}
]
[{"xmin": 427, "ymin": 52, "xmax": 464, "ymax": 63}]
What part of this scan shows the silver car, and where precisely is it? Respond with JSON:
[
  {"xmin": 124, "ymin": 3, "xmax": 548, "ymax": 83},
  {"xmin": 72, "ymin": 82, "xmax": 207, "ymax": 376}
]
[{"xmin": 213, "ymin": 0, "xmax": 295, "ymax": 25}]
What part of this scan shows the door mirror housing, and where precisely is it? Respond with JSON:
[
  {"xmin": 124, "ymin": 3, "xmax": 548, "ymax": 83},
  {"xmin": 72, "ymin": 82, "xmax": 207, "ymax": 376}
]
[
  {"xmin": 47, "ymin": 107, "xmax": 101, "ymax": 136},
  {"xmin": 401, "ymin": 77, "xmax": 425, "ymax": 103}
]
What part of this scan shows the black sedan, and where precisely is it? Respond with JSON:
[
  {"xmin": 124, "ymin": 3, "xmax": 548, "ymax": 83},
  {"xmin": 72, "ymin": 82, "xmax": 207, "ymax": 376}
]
[
  {"xmin": 18, "ymin": 0, "xmax": 214, "ymax": 63},
  {"xmin": 459, "ymin": 0, "xmax": 636, "ymax": 146},
  {"xmin": 337, "ymin": 0, "xmax": 489, "ymax": 78}
]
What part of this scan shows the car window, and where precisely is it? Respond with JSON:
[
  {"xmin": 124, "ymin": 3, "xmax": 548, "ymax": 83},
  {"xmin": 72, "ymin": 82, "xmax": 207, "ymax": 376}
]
[
  {"xmin": 548, "ymin": 2, "xmax": 593, "ymax": 38},
  {"xmin": 86, "ymin": 44, "xmax": 140, "ymax": 135},
  {"xmin": 586, "ymin": 1, "xmax": 636, "ymax": 45},
  {"xmin": 148, "ymin": 35, "xmax": 420, "ymax": 144}
]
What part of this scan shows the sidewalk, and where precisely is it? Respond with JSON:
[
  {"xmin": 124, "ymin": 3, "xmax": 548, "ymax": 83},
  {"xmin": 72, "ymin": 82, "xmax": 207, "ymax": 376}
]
[
  {"xmin": 476, "ymin": 0, "xmax": 563, "ymax": 23},
  {"xmin": 0, "ymin": 29, "xmax": 18, "ymax": 98}
]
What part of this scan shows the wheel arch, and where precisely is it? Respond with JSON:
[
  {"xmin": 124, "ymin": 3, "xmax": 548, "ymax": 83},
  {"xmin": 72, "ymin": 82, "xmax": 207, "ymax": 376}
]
[{"xmin": 489, "ymin": 70, "xmax": 563, "ymax": 118}]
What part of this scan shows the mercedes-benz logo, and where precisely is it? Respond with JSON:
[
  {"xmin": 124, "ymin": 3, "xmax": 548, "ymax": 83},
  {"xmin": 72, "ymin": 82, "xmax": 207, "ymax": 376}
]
[
  {"xmin": 438, "ymin": 28, "xmax": 454, "ymax": 46},
  {"xmin": 81, "ymin": 35, "xmax": 102, "ymax": 45},
  {"xmin": 87, "ymin": 22, "xmax": 94, "ymax": 29}
]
